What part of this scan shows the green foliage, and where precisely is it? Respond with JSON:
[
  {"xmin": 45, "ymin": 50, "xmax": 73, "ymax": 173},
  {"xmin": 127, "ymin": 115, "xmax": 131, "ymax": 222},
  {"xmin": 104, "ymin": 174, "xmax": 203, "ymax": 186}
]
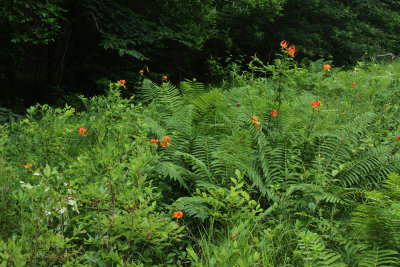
[
  {"xmin": 1, "ymin": 0, "xmax": 66, "ymax": 44},
  {"xmin": 0, "ymin": 83, "xmax": 186, "ymax": 265},
  {"xmin": 3, "ymin": 54, "xmax": 400, "ymax": 265}
]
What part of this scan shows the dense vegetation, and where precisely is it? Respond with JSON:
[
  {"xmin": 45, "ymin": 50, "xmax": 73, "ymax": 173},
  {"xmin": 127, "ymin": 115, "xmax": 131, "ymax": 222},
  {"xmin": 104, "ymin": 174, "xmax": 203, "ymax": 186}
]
[
  {"xmin": 1, "ymin": 43, "xmax": 400, "ymax": 265},
  {"xmin": 1, "ymin": 0, "xmax": 400, "ymax": 109}
]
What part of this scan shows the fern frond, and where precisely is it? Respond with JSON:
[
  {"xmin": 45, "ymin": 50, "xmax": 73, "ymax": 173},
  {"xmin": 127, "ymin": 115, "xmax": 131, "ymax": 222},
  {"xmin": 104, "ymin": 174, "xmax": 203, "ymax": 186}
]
[
  {"xmin": 297, "ymin": 231, "xmax": 346, "ymax": 267},
  {"xmin": 155, "ymin": 161, "xmax": 189, "ymax": 189},
  {"xmin": 210, "ymin": 129, "xmax": 253, "ymax": 182},
  {"xmin": 141, "ymin": 79, "xmax": 182, "ymax": 112},
  {"xmin": 358, "ymin": 247, "xmax": 399, "ymax": 267},
  {"xmin": 337, "ymin": 146, "xmax": 392, "ymax": 187},
  {"xmin": 180, "ymin": 79, "xmax": 205, "ymax": 96},
  {"xmin": 174, "ymin": 196, "xmax": 210, "ymax": 221},
  {"xmin": 174, "ymin": 151, "xmax": 213, "ymax": 182},
  {"xmin": 165, "ymin": 105, "xmax": 194, "ymax": 153}
]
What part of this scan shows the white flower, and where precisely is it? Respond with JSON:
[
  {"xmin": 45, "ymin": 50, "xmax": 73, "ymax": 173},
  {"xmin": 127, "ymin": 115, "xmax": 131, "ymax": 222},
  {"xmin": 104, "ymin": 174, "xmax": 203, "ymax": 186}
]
[
  {"xmin": 20, "ymin": 181, "xmax": 33, "ymax": 189},
  {"xmin": 45, "ymin": 210, "xmax": 51, "ymax": 216},
  {"xmin": 59, "ymin": 207, "xmax": 67, "ymax": 214}
]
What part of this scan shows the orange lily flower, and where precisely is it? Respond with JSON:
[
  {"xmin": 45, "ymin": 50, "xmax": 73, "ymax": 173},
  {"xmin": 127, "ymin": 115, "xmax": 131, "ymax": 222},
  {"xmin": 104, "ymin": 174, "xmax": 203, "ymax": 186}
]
[
  {"xmin": 162, "ymin": 75, "xmax": 168, "ymax": 81},
  {"xmin": 251, "ymin": 116, "xmax": 260, "ymax": 130},
  {"xmin": 352, "ymin": 81, "xmax": 355, "ymax": 89},
  {"xmin": 173, "ymin": 211, "xmax": 183, "ymax": 219},
  {"xmin": 25, "ymin": 163, "xmax": 32, "ymax": 169},
  {"xmin": 78, "ymin": 127, "xmax": 87, "ymax": 135},
  {"xmin": 280, "ymin": 40, "xmax": 288, "ymax": 49},
  {"xmin": 323, "ymin": 64, "xmax": 331, "ymax": 71},
  {"xmin": 160, "ymin": 136, "xmax": 171, "ymax": 147},
  {"xmin": 311, "ymin": 101, "xmax": 317, "ymax": 108},
  {"xmin": 118, "ymin": 80, "xmax": 126, "ymax": 86},
  {"xmin": 316, "ymin": 100, "xmax": 321, "ymax": 107},
  {"xmin": 271, "ymin": 109, "xmax": 277, "ymax": 117},
  {"xmin": 139, "ymin": 70, "xmax": 144, "ymax": 75},
  {"xmin": 397, "ymin": 136, "xmax": 400, "ymax": 141},
  {"xmin": 150, "ymin": 139, "xmax": 159, "ymax": 143},
  {"xmin": 287, "ymin": 45, "xmax": 296, "ymax": 57}
]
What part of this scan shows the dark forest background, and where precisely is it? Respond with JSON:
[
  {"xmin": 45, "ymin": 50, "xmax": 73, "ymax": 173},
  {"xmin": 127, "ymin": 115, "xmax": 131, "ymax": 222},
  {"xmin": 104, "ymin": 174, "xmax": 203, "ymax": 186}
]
[{"xmin": 1, "ymin": 0, "xmax": 400, "ymax": 111}]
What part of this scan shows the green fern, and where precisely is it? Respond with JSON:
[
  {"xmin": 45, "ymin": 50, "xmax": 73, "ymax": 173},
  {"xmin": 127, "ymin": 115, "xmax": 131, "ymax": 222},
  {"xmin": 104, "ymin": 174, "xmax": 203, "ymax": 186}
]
[
  {"xmin": 210, "ymin": 129, "xmax": 253, "ymax": 183},
  {"xmin": 174, "ymin": 196, "xmax": 210, "ymax": 221},
  {"xmin": 358, "ymin": 247, "xmax": 399, "ymax": 267},
  {"xmin": 141, "ymin": 79, "xmax": 182, "ymax": 113},
  {"xmin": 297, "ymin": 231, "xmax": 346, "ymax": 267}
]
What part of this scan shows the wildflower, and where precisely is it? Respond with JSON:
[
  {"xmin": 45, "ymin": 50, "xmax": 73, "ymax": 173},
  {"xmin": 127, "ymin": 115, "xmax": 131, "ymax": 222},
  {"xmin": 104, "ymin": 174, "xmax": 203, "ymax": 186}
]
[
  {"xmin": 352, "ymin": 81, "xmax": 355, "ymax": 90},
  {"xmin": 150, "ymin": 139, "xmax": 159, "ymax": 143},
  {"xmin": 287, "ymin": 45, "xmax": 296, "ymax": 57},
  {"xmin": 271, "ymin": 109, "xmax": 277, "ymax": 117},
  {"xmin": 162, "ymin": 75, "xmax": 168, "ymax": 81},
  {"xmin": 160, "ymin": 136, "xmax": 171, "ymax": 147},
  {"xmin": 237, "ymin": 103, "xmax": 241, "ymax": 107},
  {"xmin": 280, "ymin": 40, "xmax": 288, "ymax": 49},
  {"xmin": 354, "ymin": 68, "xmax": 359, "ymax": 72},
  {"xmin": 317, "ymin": 100, "xmax": 321, "ymax": 107},
  {"xmin": 139, "ymin": 70, "xmax": 144, "ymax": 75},
  {"xmin": 323, "ymin": 64, "xmax": 331, "ymax": 71},
  {"xmin": 78, "ymin": 127, "xmax": 87, "ymax": 135},
  {"xmin": 25, "ymin": 163, "xmax": 32, "ymax": 169},
  {"xmin": 398, "ymin": 136, "xmax": 400, "ymax": 141},
  {"xmin": 146, "ymin": 66, "xmax": 149, "ymax": 72},
  {"xmin": 251, "ymin": 116, "xmax": 260, "ymax": 130},
  {"xmin": 118, "ymin": 80, "xmax": 126, "ymax": 86},
  {"xmin": 311, "ymin": 101, "xmax": 317, "ymax": 108},
  {"xmin": 231, "ymin": 233, "xmax": 237, "ymax": 239},
  {"xmin": 357, "ymin": 92, "xmax": 359, "ymax": 99},
  {"xmin": 173, "ymin": 211, "xmax": 183, "ymax": 219}
]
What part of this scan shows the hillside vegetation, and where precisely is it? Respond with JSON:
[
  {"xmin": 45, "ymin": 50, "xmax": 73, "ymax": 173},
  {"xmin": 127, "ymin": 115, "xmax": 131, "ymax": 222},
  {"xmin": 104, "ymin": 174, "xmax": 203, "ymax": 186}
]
[{"xmin": 1, "ymin": 49, "xmax": 400, "ymax": 266}]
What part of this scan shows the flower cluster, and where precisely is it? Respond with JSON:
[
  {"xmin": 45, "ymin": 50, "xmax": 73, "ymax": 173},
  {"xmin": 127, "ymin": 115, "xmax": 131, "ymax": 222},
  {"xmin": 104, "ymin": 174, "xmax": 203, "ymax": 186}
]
[
  {"xmin": 311, "ymin": 100, "xmax": 321, "ymax": 108},
  {"xmin": 271, "ymin": 109, "xmax": 277, "ymax": 117},
  {"xmin": 280, "ymin": 40, "xmax": 296, "ymax": 57},
  {"xmin": 150, "ymin": 136, "xmax": 171, "ymax": 147}
]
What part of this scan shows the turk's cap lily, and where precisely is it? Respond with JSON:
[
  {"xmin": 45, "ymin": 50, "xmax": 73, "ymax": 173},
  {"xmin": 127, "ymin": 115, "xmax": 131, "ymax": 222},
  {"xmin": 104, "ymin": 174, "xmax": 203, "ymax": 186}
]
[
  {"xmin": 280, "ymin": 40, "xmax": 288, "ymax": 49},
  {"xmin": 287, "ymin": 45, "xmax": 296, "ymax": 57}
]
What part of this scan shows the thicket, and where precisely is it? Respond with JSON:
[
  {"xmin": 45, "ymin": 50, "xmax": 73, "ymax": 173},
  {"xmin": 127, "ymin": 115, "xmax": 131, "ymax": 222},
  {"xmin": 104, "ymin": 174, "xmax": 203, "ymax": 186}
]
[
  {"xmin": 1, "ymin": 45, "xmax": 400, "ymax": 265},
  {"xmin": 1, "ymin": 0, "xmax": 400, "ymax": 109}
]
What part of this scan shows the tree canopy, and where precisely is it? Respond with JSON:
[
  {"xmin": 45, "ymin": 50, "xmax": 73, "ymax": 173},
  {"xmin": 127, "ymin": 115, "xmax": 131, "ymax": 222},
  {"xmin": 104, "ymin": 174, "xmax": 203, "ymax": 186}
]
[{"xmin": 1, "ymin": 0, "xmax": 400, "ymax": 109}]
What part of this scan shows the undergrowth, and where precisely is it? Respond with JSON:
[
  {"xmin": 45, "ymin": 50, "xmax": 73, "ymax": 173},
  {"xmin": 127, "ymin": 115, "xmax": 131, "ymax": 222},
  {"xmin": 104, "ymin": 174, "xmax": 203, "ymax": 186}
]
[{"xmin": 1, "ymin": 46, "xmax": 400, "ymax": 266}]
